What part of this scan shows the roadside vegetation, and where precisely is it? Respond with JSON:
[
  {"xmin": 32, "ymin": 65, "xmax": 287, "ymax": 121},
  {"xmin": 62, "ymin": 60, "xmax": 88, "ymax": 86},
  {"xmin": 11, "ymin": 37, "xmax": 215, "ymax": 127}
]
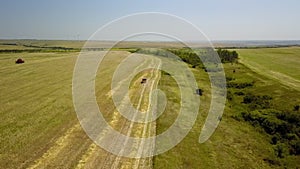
[
  {"xmin": 225, "ymin": 48, "xmax": 300, "ymax": 168},
  {"xmin": 152, "ymin": 47, "xmax": 300, "ymax": 168}
]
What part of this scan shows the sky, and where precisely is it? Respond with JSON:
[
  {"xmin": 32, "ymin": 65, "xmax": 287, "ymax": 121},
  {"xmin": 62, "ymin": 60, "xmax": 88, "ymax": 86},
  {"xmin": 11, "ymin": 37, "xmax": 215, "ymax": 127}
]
[{"xmin": 0, "ymin": 0, "xmax": 299, "ymax": 40}]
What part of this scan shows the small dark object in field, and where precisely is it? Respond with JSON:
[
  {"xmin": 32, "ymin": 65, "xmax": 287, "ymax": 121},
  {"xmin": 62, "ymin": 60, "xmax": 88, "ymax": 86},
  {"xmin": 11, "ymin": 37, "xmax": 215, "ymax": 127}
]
[
  {"xmin": 263, "ymin": 158, "xmax": 280, "ymax": 166},
  {"xmin": 141, "ymin": 78, "xmax": 147, "ymax": 84},
  {"xmin": 233, "ymin": 69, "xmax": 236, "ymax": 73},
  {"xmin": 196, "ymin": 89, "xmax": 203, "ymax": 96},
  {"xmin": 234, "ymin": 91, "xmax": 245, "ymax": 96},
  {"xmin": 294, "ymin": 105, "xmax": 300, "ymax": 111},
  {"xmin": 218, "ymin": 116, "xmax": 222, "ymax": 121},
  {"xmin": 15, "ymin": 58, "xmax": 25, "ymax": 64},
  {"xmin": 192, "ymin": 65, "xmax": 196, "ymax": 68}
]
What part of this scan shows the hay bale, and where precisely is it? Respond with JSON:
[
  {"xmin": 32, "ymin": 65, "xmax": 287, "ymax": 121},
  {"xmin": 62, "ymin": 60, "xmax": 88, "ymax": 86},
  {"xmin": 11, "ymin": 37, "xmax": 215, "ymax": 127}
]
[{"xmin": 15, "ymin": 58, "xmax": 24, "ymax": 64}]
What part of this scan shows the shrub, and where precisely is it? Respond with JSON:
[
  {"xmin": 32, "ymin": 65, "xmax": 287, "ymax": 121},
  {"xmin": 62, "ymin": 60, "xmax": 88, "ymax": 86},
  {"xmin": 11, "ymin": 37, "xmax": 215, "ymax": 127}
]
[
  {"xmin": 234, "ymin": 91, "xmax": 245, "ymax": 96},
  {"xmin": 227, "ymin": 91, "xmax": 233, "ymax": 101},
  {"xmin": 274, "ymin": 143, "xmax": 289, "ymax": 158},
  {"xmin": 226, "ymin": 76, "xmax": 235, "ymax": 81},
  {"xmin": 294, "ymin": 105, "xmax": 300, "ymax": 111},
  {"xmin": 216, "ymin": 49, "xmax": 239, "ymax": 63},
  {"xmin": 242, "ymin": 94, "xmax": 272, "ymax": 110},
  {"xmin": 276, "ymin": 111, "xmax": 300, "ymax": 126},
  {"xmin": 168, "ymin": 48, "xmax": 201, "ymax": 67},
  {"xmin": 271, "ymin": 135, "xmax": 280, "ymax": 145},
  {"xmin": 227, "ymin": 81, "xmax": 254, "ymax": 89},
  {"xmin": 241, "ymin": 108, "xmax": 300, "ymax": 156},
  {"xmin": 290, "ymin": 139, "xmax": 300, "ymax": 155}
]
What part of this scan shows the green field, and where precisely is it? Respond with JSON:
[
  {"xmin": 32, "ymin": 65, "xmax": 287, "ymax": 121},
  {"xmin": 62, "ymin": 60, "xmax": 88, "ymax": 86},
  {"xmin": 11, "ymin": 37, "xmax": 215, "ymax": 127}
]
[
  {"xmin": 237, "ymin": 47, "xmax": 300, "ymax": 91},
  {"xmin": 0, "ymin": 42, "xmax": 299, "ymax": 168}
]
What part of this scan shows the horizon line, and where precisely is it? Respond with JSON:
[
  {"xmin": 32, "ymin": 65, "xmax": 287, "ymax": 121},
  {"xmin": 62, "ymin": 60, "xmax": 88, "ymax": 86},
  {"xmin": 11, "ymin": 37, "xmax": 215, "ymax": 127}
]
[{"xmin": 1, "ymin": 39, "xmax": 300, "ymax": 42}]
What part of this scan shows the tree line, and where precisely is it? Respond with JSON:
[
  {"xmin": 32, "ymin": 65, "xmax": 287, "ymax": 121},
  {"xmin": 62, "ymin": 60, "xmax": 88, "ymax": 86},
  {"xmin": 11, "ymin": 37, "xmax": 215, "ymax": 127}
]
[{"xmin": 217, "ymin": 48, "xmax": 239, "ymax": 63}]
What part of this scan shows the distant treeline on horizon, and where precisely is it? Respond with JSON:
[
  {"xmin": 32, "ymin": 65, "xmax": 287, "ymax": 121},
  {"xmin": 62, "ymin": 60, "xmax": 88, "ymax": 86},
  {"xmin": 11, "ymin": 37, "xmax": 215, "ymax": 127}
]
[{"xmin": 0, "ymin": 39, "xmax": 300, "ymax": 49}]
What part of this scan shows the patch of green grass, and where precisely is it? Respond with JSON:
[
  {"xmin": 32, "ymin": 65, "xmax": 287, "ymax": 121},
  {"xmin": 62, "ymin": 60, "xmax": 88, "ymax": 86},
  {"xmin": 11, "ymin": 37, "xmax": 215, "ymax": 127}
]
[
  {"xmin": 154, "ymin": 59, "xmax": 281, "ymax": 168},
  {"xmin": 224, "ymin": 61, "xmax": 300, "ymax": 168},
  {"xmin": 236, "ymin": 47, "xmax": 300, "ymax": 82}
]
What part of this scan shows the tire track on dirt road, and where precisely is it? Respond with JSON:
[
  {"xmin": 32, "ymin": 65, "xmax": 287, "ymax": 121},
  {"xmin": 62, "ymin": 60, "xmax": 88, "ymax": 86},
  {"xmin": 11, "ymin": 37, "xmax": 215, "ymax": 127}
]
[
  {"xmin": 75, "ymin": 55, "xmax": 160, "ymax": 169},
  {"xmin": 132, "ymin": 59, "xmax": 161, "ymax": 169},
  {"xmin": 74, "ymin": 54, "xmax": 155, "ymax": 169},
  {"xmin": 109, "ymin": 57, "xmax": 161, "ymax": 169}
]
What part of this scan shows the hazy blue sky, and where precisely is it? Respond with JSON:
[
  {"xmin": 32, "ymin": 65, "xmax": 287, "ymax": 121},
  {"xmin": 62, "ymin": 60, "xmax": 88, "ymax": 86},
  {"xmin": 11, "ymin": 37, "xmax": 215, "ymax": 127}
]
[{"xmin": 0, "ymin": 0, "xmax": 299, "ymax": 40}]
